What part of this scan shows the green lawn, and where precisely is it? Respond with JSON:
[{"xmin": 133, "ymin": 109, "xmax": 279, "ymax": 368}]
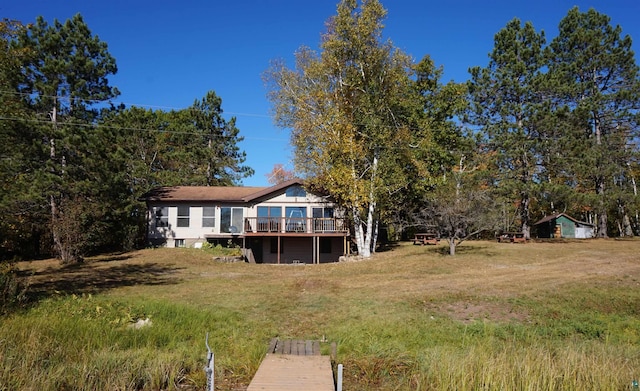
[{"xmin": 4, "ymin": 239, "xmax": 640, "ymax": 390}]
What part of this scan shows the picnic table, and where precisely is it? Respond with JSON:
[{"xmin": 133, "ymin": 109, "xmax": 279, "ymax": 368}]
[
  {"xmin": 497, "ymin": 232, "xmax": 526, "ymax": 243},
  {"xmin": 413, "ymin": 233, "xmax": 439, "ymax": 245}
]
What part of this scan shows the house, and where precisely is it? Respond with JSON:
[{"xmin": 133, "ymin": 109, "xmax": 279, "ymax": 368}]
[
  {"xmin": 533, "ymin": 213, "xmax": 595, "ymax": 239},
  {"xmin": 139, "ymin": 179, "xmax": 350, "ymax": 264}
]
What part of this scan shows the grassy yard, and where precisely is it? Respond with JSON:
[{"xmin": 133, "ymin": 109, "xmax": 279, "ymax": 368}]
[{"xmin": 3, "ymin": 239, "xmax": 640, "ymax": 390}]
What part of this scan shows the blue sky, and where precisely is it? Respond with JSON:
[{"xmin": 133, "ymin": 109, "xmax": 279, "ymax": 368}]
[{"xmin": 3, "ymin": 0, "xmax": 639, "ymax": 186}]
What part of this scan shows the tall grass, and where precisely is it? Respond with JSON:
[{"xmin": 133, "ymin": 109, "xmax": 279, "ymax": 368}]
[
  {"xmin": 3, "ymin": 240, "xmax": 640, "ymax": 390},
  {"xmin": 0, "ymin": 295, "xmax": 265, "ymax": 390}
]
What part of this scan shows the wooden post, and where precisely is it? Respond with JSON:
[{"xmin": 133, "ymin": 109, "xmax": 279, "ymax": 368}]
[{"xmin": 277, "ymin": 236, "xmax": 281, "ymax": 264}]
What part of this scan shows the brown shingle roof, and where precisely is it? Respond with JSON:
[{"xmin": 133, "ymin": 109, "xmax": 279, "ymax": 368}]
[
  {"xmin": 140, "ymin": 186, "xmax": 267, "ymax": 202},
  {"xmin": 139, "ymin": 179, "xmax": 307, "ymax": 203}
]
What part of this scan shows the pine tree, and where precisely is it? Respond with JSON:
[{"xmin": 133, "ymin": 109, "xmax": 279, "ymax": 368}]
[
  {"xmin": 14, "ymin": 14, "xmax": 120, "ymax": 262},
  {"xmin": 547, "ymin": 7, "xmax": 640, "ymax": 237},
  {"xmin": 467, "ymin": 18, "xmax": 547, "ymax": 239},
  {"xmin": 0, "ymin": 19, "xmax": 48, "ymax": 258},
  {"xmin": 184, "ymin": 91, "xmax": 253, "ymax": 186}
]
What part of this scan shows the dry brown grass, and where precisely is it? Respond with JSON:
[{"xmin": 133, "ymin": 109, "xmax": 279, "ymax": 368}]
[
  {"xmin": 17, "ymin": 239, "xmax": 640, "ymax": 335},
  {"xmin": 12, "ymin": 238, "xmax": 640, "ymax": 390}
]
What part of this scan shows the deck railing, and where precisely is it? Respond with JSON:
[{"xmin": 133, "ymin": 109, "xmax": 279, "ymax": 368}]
[{"xmin": 244, "ymin": 217, "xmax": 347, "ymax": 234}]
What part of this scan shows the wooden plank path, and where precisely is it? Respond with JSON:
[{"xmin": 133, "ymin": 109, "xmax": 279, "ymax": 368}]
[{"xmin": 247, "ymin": 339, "xmax": 335, "ymax": 391}]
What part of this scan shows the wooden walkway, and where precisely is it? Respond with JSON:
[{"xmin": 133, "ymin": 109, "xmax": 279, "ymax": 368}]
[{"xmin": 247, "ymin": 339, "xmax": 335, "ymax": 391}]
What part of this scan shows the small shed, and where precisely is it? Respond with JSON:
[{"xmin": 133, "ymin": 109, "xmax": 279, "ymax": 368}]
[{"xmin": 533, "ymin": 213, "xmax": 595, "ymax": 239}]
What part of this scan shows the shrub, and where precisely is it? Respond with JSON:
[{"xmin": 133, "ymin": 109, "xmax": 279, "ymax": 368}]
[
  {"xmin": 0, "ymin": 261, "xmax": 27, "ymax": 314},
  {"xmin": 200, "ymin": 242, "xmax": 242, "ymax": 256}
]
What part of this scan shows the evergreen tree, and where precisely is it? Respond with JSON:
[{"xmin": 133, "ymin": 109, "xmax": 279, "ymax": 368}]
[
  {"xmin": 0, "ymin": 19, "xmax": 48, "ymax": 258},
  {"xmin": 104, "ymin": 91, "xmax": 253, "ymax": 189},
  {"xmin": 102, "ymin": 92, "xmax": 254, "ymax": 247},
  {"xmin": 13, "ymin": 14, "xmax": 120, "ymax": 262},
  {"xmin": 183, "ymin": 91, "xmax": 254, "ymax": 186},
  {"xmin": 547, "ymin": 7, "xmax": 640, "ymax": 237},
  {"xmin": 467, "ymin": 18, "xmax": 547, "ymax": 239}
]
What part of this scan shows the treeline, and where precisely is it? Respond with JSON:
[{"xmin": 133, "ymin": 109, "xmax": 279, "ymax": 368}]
[
  {"xmin": 466, "ymin": 8, "xmax": 640, "ymax": 240},
  {"xmin": 2, "ymin": 3, "xmax": 640, "ymax": 263},
  {"xmin": 265, "ymin": 0, "xmax": 639, "ymax": 258},
  {"xmin": 0, "ymin": 15, "xmax": 252, "ymax": 262}
]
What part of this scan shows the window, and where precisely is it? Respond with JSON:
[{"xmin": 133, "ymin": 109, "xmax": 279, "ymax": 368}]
[
  {"xmin": 177, "ymin": 206, "xmax": 190, "ymax": 227},
  {"xmin": 202, "ymin": 206, "xmax": 215, "ymax": 228},
  {"xmin": 285, "ymin": 185, "xmax": 306, "ymax": 197},
  {"xmin": 154, "ymin": 206, "xmax": 168, "ymax": 227},
  {"xmin": 175, "ymin": 239, "xmax": 185, "ymax": 248},
  {"xmin": 221, "ymin": 207, "xmax": 243, "ymax": 233},
  {"xmin": 257, "ymin": 206, "xmax": 282, "ymax": 231},
  {"xmin": 285, "ymin": 206, "xmax": 306, "ymax": 232},
  {"xmin": 313, "ymin": 207, "xmax": 334, "ymax": 219}
]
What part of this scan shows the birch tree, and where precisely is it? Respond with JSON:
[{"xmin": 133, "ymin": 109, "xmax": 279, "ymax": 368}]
[{"xmin": 265, "ymin": 0, "xmax": 419, "ymax": 257}]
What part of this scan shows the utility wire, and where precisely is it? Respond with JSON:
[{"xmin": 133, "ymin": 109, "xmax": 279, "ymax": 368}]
[
  {"xmin": 0, "ymin": 115, "xmax": 288, "ymax": 141},
  {"xmin": 0, "ymin": 89, "xmax": 272, "ymax": 118}
]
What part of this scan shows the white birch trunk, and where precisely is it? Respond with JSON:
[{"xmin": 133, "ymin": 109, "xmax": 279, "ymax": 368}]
[
  {"xmin": 371, "ymin": 218, "xmax": 379, "ymax": 254},
  {"xmin": 360, "ymin": 150, "xmax": 379, "ymax": 258},
  {"xmin": 352, "ymin": 206, "xmax": 365, "ymax": 256}
]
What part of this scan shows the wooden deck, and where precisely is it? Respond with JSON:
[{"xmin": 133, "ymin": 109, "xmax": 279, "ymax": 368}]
[{"xmin": 247, "ymin": 339, "xmax": 335, "ymax": 391}]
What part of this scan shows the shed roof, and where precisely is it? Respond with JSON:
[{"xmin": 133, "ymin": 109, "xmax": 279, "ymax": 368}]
[{"xmin": 533, "ymin": 213, "xmax": 594, "ymax": 227}]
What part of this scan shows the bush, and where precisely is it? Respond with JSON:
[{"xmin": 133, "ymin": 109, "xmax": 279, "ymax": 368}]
[
  {"xmin": 0, "ymin": 261, "xmax": 27, "ymax": 314},
  {"xmin": 200, "ymin": 241, "xmax": 242, "ymax": 256}
]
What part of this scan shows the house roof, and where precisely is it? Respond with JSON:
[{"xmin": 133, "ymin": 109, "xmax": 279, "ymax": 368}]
[
  {"xmin": 533, "ymin": 213, "xmax": 594, "ymax": 227},
  {"xmin": 139, "ymin": 178, "xmax": 306, "ymax": 203}
]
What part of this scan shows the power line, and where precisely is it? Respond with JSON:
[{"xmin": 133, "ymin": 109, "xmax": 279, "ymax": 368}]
[
  {"xmin": 0, "ymin": 89, "xmax": 272, "ymax": 118},
  {"xmin": 1, "ymin": 89, "xmax": 464, "ymax": 134},
  {"xmin": 2, "ymin": 89, "xmax": 638, "ymax": 141},
  {"xmin": 0, "ymin": 115, "xmax": 289, "ymax": 142}
]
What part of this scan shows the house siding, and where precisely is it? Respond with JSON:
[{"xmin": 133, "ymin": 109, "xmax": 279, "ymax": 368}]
[
  {"xmin": 142, "ymin": 181, "xmax": 349, "ymax": 262},
  {"xmin": 148, "ymin": 203, "xmax": 226, "ymax": 246}
]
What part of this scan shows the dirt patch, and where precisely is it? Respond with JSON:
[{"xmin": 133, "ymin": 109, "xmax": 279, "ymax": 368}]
[{"xmin": 425, "ymin": 300, "xmax": 530, "ymax": 324}]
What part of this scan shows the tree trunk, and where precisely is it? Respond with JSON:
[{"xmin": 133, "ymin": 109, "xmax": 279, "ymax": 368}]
[
  {"xmin": 361, "ymin": 199, "xmax": 375, "ymax": 258},
  {"xmin": 49, "ymin": 102, "xmax": 65, "ymax": 263},
  {"xmin": 449, "ymin": 239, "xmax": 456, "ymax": 256},
  {"xmin": 622, "ymin": 212, "xmax": 633, "ymax": 237},
  {"xmin": 521, "ymin": 193, "xmax": 530, "ymax": 239},
  {"xmin": 49, "ymin": 101, "xmax": 80, "ymax": 264},
  {"xmin": 360, "ymin": 149, "xmax": 379, "ymax": 259},
  {"xmin": 371, "ymin": 218, "xmax": 379, "ymax": 254},
  {"xmin": 593, "ymin": 110, "xmax": 609, "ymax": 238},
  {"xmin": 352, "ymin": 206, "xmax": 365, "ymax": 256},
  {"xmin": 596, "ymin": 177, "xmax": 608, "ymax": 238}
]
